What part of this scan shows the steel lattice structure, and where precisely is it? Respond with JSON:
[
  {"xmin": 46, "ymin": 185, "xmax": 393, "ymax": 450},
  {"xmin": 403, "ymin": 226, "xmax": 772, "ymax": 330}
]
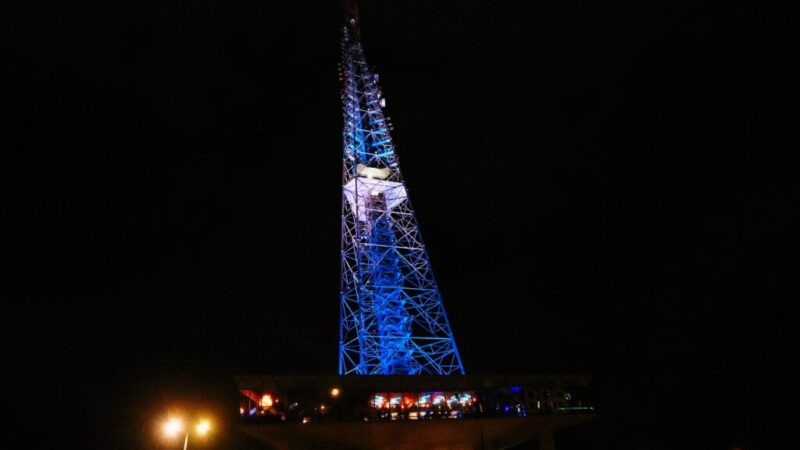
[{"xmin": 338, "ymin": 4, "xmax": 465, "ymax": 376}]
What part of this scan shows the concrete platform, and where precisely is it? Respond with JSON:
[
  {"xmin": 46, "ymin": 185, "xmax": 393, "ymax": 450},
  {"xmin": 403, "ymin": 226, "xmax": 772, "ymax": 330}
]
[{"xmin": 240, "ymin": 414, "xmax": 596, "ymax": 450}]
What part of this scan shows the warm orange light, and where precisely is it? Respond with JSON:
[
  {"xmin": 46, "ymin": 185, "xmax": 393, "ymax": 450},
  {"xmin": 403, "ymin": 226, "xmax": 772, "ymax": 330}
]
[
  {"xmin": 330, "ymin": 388, "xmax": 340, "ymax": 397},
  {"xmin": 195, "ymin": 420, "xmax": 211, "ymax": 436},
  {"xmin": 163, "ymin": 418, "xmax": 183, "ymax": 437},
  {"xmin": 261, "ymin": 394, "xmax": 273, "ymax": 408}
]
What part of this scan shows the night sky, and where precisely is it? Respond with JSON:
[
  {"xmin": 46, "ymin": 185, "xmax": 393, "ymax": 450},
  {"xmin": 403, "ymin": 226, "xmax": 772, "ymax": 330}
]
[{"xmin": 6, "ymin": 1, "xmax": 795, "ymax": 449}]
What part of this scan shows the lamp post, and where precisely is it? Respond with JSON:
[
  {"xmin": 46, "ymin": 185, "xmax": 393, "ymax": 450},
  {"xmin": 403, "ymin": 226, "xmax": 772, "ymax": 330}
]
[{"xmin": 162, "ymin": 417, "xmax": 211, "ymax": 450}]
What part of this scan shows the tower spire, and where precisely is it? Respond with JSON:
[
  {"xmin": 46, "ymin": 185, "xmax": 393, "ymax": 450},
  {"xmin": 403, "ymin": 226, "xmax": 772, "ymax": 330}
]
[
  {"xmin": 344, "ymin": 0, "xmax": 359, "ymax": 24},
  {"xmin": 338, "ymin": 5, "xmax": 465, "ymax": 375}
]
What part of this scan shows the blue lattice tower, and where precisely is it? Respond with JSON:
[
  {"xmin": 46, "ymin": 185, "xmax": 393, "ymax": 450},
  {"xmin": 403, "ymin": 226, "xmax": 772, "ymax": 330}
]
[{"xmin": 339, "ymin": 2, "xmax": 465, "ymax": 375}]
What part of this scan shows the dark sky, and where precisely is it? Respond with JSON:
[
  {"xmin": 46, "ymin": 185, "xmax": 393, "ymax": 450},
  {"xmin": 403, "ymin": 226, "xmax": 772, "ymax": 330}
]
[{"xmin": 5, "ymin": 1, "xmax": 796, "ymax": 449}]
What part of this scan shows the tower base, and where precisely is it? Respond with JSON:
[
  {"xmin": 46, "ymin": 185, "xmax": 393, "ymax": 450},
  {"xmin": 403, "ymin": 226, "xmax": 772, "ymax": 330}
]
[{"xmin": 236, "ymin": 374, "xmax": 596, "ymax": 450}]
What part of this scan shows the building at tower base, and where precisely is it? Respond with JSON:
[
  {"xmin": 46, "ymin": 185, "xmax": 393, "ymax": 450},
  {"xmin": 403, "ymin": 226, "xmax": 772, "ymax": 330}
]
[{"xmin": 235, "ymin": 374, "xmax": 596, "ymax": 450}]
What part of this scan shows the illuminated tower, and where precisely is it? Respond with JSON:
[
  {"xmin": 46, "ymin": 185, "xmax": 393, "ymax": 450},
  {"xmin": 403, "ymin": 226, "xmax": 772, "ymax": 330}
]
[{"xmin": 338, "ymin": 2, "xmax": 464, "ymax": 376}]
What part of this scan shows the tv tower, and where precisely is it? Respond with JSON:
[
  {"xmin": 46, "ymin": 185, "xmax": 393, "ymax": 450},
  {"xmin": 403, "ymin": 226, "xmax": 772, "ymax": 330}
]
[{"xmin": 338, "ymin": 1, "xmax": 465, "ymax": 376}]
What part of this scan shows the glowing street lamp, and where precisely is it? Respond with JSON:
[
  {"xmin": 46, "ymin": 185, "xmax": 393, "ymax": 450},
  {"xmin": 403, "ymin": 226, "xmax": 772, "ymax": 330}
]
[
  {"xmin": 195, "ymin": 420, "xmax": 210, "ymax": 436},
  {"xmin": 163, "ymin": 418, "xmax": 183, "ymax": 438},
  {"xmin": 161, "ymin": 416, "xmax": 212, "ymax": 450}
]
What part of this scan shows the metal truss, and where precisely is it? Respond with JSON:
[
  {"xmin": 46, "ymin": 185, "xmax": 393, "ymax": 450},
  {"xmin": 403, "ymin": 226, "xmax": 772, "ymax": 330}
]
[{"xmin": 338, "ymin": 13, "xmax": 465, "ymax": 376}]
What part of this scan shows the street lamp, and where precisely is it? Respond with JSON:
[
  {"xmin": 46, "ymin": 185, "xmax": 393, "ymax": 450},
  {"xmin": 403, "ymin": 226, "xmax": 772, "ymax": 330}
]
[{"xmin": 162, "ymin": 416, "xmax": 211, "ymax": 450}]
